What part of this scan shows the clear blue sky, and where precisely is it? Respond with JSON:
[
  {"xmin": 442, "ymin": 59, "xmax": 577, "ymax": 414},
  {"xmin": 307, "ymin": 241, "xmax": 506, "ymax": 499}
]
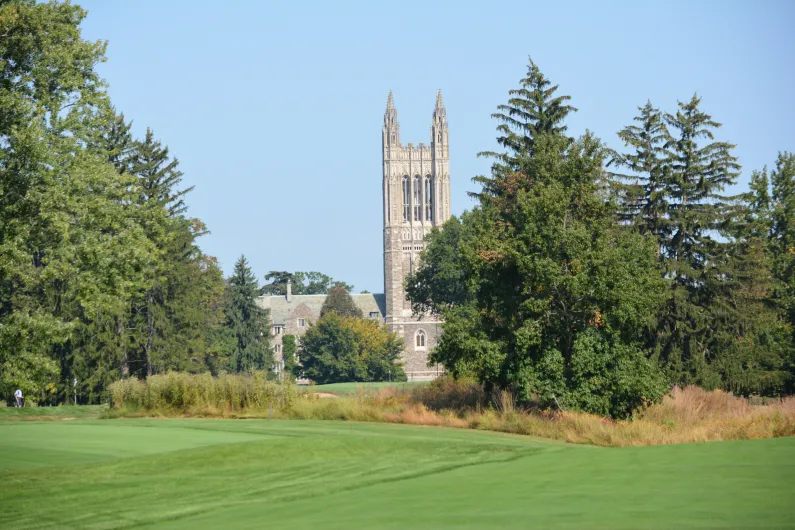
[{"xmin": 77, "ymin": 0, "xmax": 795, "ymax": 293}]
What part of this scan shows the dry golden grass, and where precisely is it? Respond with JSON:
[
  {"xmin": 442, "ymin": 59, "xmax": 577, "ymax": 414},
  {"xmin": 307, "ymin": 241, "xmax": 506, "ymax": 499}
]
[{"xmin": 107, "ymin": 374, "xmax": 795, "ymax": 447}]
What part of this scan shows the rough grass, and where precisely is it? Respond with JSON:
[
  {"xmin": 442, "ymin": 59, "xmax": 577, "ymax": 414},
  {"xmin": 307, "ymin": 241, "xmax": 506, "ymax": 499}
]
[
  {"xmin": 105, "ymin": 374, "xmax": 795, "ymax": 447},
  {"xmin": 310, "ymin": 381, "xmax": 426, "ymax": 395}
]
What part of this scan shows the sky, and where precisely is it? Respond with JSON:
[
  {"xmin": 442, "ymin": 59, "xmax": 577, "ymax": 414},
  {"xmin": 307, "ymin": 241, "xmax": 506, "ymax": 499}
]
[{"xmin": 76, "ymin": 0, "xmax": 795, "ymax": 293}]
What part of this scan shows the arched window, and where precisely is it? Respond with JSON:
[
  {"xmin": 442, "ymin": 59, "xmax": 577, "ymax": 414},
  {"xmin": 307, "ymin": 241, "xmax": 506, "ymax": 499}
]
[
  {"xmin": 415, "ymin": 329, "xmax": 426, "ymax": 349},
  {"xmin": 413, "ymin": 175, "xmax": 421, "ymax": 221},
  {"xmin": 424, "ymin": 176, "xmax": 433, "ymax": 222},
  {"xmin": 402, "ymin": 176, "xmax": 410, "ymax": 222}
]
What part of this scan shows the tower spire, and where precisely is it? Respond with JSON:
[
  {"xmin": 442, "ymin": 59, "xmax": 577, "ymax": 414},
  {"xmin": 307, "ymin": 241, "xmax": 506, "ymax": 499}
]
[
  {"xmin": 383, "ymin": 90, "xmax": 399, "ymax": 147},
  {"xmin": 433, "ymin": 89, "xmax": 446, "ymax": 123}
]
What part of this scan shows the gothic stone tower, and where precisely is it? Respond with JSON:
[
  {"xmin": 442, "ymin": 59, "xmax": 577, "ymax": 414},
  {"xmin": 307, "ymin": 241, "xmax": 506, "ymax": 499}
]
[{"xmin": 382, "ymin": 91, "xmax": 450, "ymax": 379}]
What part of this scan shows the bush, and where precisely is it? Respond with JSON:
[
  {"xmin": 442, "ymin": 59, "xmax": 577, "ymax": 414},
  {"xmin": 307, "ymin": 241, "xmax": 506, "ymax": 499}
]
[{"xmin": 411, "ymin": 375, "xmax": 485, "ymax": 411}]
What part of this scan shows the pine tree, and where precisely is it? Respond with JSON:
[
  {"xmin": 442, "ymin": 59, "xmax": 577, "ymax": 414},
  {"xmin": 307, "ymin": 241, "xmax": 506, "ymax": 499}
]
[
  {"xmin": 130, "ymin": 128, "xmax": 194, "ymax": 216},
  {"xmin": 472, "ymin": 57, "xmax": 577, "ymax": 201},
  {"xmin": 225, "ymin": 256, "xmax": 272, "ymax": 373},
  {"xmin": 409, "ymin": 62, "xmax": 667, "ymax": 418},
  {"xmin": 608, "ymin": 101, "xmax": 668, "ymax": 235},
  {"xmin": 747, "ymin": 168, "xmax": 772, "ymax": 239},
  {"xmin": 771, "ymin": 153, "xmax": 795, "ymax": 330},
  {"xmin": 89, "ymin": 104, "xmax": 135, "ymax": 174},
  {"xmin": 654, "ymin": 95, "xmax": 742, "ymax": 385}
]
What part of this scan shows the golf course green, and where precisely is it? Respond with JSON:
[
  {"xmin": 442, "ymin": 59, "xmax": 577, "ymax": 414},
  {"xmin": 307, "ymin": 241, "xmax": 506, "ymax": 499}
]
[{"xmin": 1, "ymin": 417, "xmax": 793, "ymax": 529}]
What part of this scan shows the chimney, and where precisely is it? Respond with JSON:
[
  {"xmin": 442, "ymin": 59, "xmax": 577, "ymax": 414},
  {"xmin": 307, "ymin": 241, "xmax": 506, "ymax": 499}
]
[{"xmin": 286, "ymin": 278, "xmax": 292, "ymax": 303}]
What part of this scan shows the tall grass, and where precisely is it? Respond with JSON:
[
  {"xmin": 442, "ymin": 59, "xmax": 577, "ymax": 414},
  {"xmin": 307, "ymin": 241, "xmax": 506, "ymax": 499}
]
[
  {"xmin": 107, "ymin": 374, "xmax": 795, "ymax": 447},
  {"xmin": 108, "ymin": 372, "xmax": 295, "ymax": 417}
]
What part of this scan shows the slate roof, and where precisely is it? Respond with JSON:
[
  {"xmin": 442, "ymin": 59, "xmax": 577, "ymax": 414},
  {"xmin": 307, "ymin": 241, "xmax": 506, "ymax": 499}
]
[{"xmin": 258, "ymin": 293, "xmax": 386, "ymax": 326}]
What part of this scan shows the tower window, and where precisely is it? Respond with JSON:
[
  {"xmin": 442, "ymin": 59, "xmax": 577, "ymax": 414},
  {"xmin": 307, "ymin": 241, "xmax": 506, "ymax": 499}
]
[
  {"xmin": 298, "ymin": 318, "xmax": 306, "ymax": 327},
  {"xmin": 413, "ymin": 175, "xmax": 421, "ymax": 221},
  {"xmin": 415, "ymin": 329, "xmax": 427, "ymax": 349},
  {"xmin": 402, "ymin": 176, "xmax": 410, "ymax": 223},
  {"xmin": 425, "ymin": 176, "xmax": 433, "ymax": 222}
]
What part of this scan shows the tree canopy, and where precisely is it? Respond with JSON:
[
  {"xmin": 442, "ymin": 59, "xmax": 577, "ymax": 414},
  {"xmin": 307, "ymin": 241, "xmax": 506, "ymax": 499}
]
[
  {"xmin": 320, "ymin": 286, "xmax": 363, "ymax": 318},
  {"xmin": 299, "ymin": 313, "xmax": 405, "ymax": 384},
  {"xmin": 261, "ymin": 271, "xmax": 353, "ymax": 296}
]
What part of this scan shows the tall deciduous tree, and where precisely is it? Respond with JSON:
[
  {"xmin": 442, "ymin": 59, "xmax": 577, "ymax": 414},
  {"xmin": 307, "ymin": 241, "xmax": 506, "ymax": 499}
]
[
  {"xmin": 0, "ymin": 0, "xmax": 154, "ymax": 400},
  {"xmin": 261, "ymin": 270, "xmax": 353, "ymax": 296},
  {"xmin": 320, "ymin": 286, "xmax": 363, "ymax": 318},
  {"xmin": 299, "ymin": 313, "xmax": 405, "ymax": 384}
]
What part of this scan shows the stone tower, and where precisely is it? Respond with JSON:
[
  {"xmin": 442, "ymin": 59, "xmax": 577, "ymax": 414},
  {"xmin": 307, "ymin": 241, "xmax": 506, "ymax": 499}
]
[{"xmin": 382, "ymin": 91, "xmax": 450, "ymax": 377}]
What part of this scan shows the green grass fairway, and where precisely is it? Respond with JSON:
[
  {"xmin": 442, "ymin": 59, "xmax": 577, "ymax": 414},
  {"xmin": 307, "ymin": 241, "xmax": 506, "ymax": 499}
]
[
  {"xmin": 1, "ymin": 419, "xmax": 793, "ymax": 529},
  {"xmin": 310, "ymin": 381, "xmax": 426, "ymax": 395}
]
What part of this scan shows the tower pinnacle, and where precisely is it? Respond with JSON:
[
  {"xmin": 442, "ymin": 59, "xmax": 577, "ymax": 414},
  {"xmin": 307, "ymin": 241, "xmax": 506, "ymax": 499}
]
[
  {"xmin": 435, "ymin": 89, "xmax": 444, "ymax": 110},
  {"xmin": 383, "ymin": 90, "xmax": 400, "ymax": 147}
]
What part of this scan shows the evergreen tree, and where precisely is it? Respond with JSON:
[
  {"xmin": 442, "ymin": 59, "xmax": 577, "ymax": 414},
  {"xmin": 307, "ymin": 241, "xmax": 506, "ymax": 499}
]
[
  {"xmin": 320, "ymin": 286, "xmax": 363, "ymax": 318},
  {"xmin": 473, "ymin": 57, "xmax": 576, "ymax": 201},
  {"xmin": 88, "ymin": 104, "xmax": 135, "ymax": 174},
  {"xmin": 225, "ymin": 256, "xmax": 272, "ymax": 373},
  {"xmin": 770, "ymin": 153, "xmax": 795, "ymax": 333},
  {"xmin": 653, "ymin": 95, "xmax": 742, "ymax": 385},
  {"xmin": 769, "ymin": 152, "xmax": 795, "ymax": 389},
  {"xmin": 608, "ymin": 101, "xmax": 668, "ymax": 234},
  {"xmin": 131, "ymin": 128, "xmax": 194, "ymax": 216},
  {"xmin": 409, "ymin": 61, "xmax": 667, "ymax": 418},
  {"xmin": 746, "ymin": 168, "xmax": 772, "ymax": 240}
]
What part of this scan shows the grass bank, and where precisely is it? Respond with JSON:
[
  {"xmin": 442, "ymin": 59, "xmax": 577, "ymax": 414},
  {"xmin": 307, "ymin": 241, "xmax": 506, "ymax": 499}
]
[{"xmin": 107, "ymin": 374, "xmax": 795, "ymax": 447}]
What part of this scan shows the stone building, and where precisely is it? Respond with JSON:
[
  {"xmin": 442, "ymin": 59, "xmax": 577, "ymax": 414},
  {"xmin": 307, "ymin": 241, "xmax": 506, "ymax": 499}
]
[{"xmin": 260, "ymin": 91, "xmax": 450, "ymax": 381}]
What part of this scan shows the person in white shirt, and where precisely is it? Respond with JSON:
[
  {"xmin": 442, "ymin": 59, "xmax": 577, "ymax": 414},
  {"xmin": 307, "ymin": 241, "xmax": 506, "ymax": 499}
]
[{"xmin": 14, "ymin": 389, "xmax": 23, "ymax": 407}]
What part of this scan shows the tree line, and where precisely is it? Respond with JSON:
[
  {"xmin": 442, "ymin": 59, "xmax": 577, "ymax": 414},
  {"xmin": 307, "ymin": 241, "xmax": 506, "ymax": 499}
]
[
  {"xmin": 0, "ymin": 1, "xmax": 257, "ymax": 403},
  {"xmin": 0, "ymin": 1, "xmax": 366, "ymax": 404},
  {"xmin": 407, "ymin": 59, "xmax": 795, "ymax": 418}
]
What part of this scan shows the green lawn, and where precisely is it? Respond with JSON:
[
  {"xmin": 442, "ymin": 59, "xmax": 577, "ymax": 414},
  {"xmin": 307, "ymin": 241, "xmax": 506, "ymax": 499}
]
[
  {"xmin": 0, "ymin": 404, "xmax": 106, "ymax": 421},
  {"xmin": 0, "ymin": 418, "xmax": 793, "ymax": 529},
  {"xmin": 310, "ymin": 381, "xmax": 427, "ymax": 395}
]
